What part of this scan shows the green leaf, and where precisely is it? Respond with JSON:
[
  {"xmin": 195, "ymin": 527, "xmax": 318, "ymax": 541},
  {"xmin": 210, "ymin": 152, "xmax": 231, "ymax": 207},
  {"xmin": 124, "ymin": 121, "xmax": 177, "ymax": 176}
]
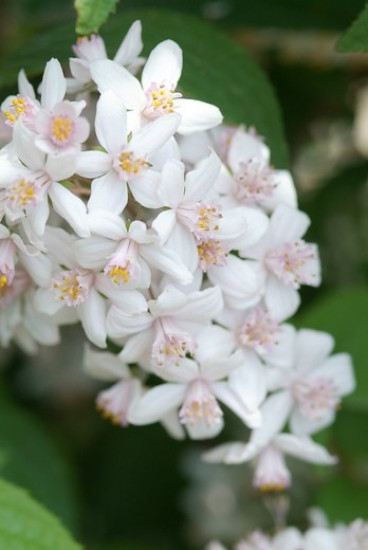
[
  {"xmin": 0, "ymin": 382, "xmax": 78, "ymax": 530},
  {"xmin": 336, "ymin": 4, "xmax": 368, "ymax": 52},
  {"xmin": 296, "ymin": 287, "xmax": 368, "ymax": 410},
  {"xmin": 75, "ymin": 0, "xmax": 119, "ymax": 35},
  {"xmin": 316, "ymin": 475, "xmax": 368, "ymax": 523},
  {"xmin": 0, "ymin": 9, "xmax": 288, "ymax": 167},
  {"xmin": 0, "ymin": 477, "xmax": 82, "ymax": 549}
]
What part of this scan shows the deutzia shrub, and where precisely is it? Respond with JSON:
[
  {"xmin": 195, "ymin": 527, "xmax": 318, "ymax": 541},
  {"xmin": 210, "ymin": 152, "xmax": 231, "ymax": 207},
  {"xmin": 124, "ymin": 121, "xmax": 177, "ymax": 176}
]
[{"xmin": 0, "ymin": 17, "xmax": 361, "ymax": 548}]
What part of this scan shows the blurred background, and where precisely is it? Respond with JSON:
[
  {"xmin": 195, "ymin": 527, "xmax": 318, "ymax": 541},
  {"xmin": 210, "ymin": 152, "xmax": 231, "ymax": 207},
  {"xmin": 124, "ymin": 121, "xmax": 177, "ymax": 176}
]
[{"xmin": 0, "ymin": 1, "xmax": 368, "ymax": 549}]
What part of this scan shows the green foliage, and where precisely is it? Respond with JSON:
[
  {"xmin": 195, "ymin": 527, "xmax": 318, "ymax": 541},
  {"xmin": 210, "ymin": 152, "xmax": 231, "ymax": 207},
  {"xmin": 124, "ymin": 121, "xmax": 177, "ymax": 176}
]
[
  {"xmin": 296, "ymin": 287, "xmax": 368, "ymax": 410},
  {"xmin": 336, "ymin": 4, "xmax": 368, "ymax": 52},
  {"xmin": 0, "ymin": 477, "xmax": 82, "ymax": 549},
  {"xmin": 0, "ymin": 383, "xmax": 78, "ymax": 530},
  {"xmin": 316, "ymin": 476, "xmax": 368, "ymax": 522},
  {"xmin": 0, "ymin": 9, "xmax": 288, "ymax": 168},
  {"xmin": 75, "ymin": 0, "xmax": 119, "ymax": 35}
]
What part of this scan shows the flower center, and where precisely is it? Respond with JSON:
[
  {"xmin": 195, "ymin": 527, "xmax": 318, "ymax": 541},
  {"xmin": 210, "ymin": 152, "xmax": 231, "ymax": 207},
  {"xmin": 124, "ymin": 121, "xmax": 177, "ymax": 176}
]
[
  {"xmin": 265, "ymin": 240, "xmax": 319, "ymax": 289},
  {"xmin": 293, "ymin": 377, "xmax": 340, "ymax": 420},
  {"xmin": 238, "ymin": 307, "xmax": 281, "ymax": 354},
  {"xmin": 144, "ymin": 83, "xmax": 182, "ymax": 119},
  {"xmin": 179, "ymin": 379, "xmax": 222, "ymax": 427},
  {"xmin": 6, "ymin": 178, "xmax": 39, "ymax": 209},
  {"xmin": 52, "ymin": 269, "xmax": 92, "ymax": 306},
  {"xmin": 51, "ymin": 116, "xmax": 73, "ymax": 144},
  {"xmin": 253, "ymin": 445, "xmax": 290, "ymax": 493},
  {"xmin": 117, "ymin": 150, "xmax": 151, "ymax": 177},
  {"xmin": 3, "ymin": 96, "xmax": 32, "ymax": 126},
  {"xmin": 234, "ymin": 159, "xmax": 276, "ymax": 205},
  {"xmin": 152, "ymin": 317, "xmax": 196, "ymax": 368},
  {"xmin": 197, "ymin": 238, "xmax": 228, "ymax": 271},
  {"xmin": 178, "ymin": 201, "xmax": 223, "ymax": 241},
  {"xmin": 96, "ymin": 380, "xmax": 135, "ymax": 427},
  {"xmin": 104, "ymin": 240, "xmax": 138, "ymax": 286}
]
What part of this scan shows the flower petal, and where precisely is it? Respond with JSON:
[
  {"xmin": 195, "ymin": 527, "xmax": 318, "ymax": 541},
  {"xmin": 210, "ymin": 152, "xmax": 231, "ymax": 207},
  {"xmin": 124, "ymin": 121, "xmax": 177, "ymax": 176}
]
[
  {"xmin": 129, "ymin": 383, "xmax": 185, "ymax": 424},
  {"xmin": 142, "ymin": 39, "xmax": 182, "ymax": 90}
]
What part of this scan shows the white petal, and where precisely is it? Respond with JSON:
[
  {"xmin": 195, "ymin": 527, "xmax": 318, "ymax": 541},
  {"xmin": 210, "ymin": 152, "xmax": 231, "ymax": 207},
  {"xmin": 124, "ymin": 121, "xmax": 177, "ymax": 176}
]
[
  {"xmin": 130, "ymin": 113, "xmax": 181, "ymax": 156},
  {"xmin": 78, "ymin": 288, "xmax": 107, "ymax": 348},
  {"xmin": 269, "ymin": 204, "xmax": 310, "ymax": 246},
  {"xmin": 40, "ymin": 58, "xmax": 66, "ymax": 111},
  {"xmin": 275, "ymin": 433, "xmax": 337, "ymax": 464},
  {"xmin": 186, "ymin": 417, "xmax": 224, "ymax": 440},
  {"xmin": 76, "ymin": 150, "xmax": 111, "ymax": 178},
  {"xmin": 119, "ymin": 329, "xmax": 154, "ymax": 363},
  {"xmin": 113, "ymin": 20, "xmax": 143, "ymax": 66},
  {"xmin": 49, "ymin": 181, "xmax": 90, "ymax": 238},
  {"xmin": 184, "ymin": 149, "xmax": 222, "ymax": 203},
  {"xmin": 250, "ymin": 390, "xmax": 293, "ymax": 448},
  {"xmin": 73, "ymin": 237, "xmax": 115, "ymax": 270},
  {"xmin": 18, "ymin": 69, "xmax": 36, "ymax": 99},
  {"xmin": 129, "ymin": 384, "xmax": 185, "ymax": 424},
  {"xmin": 295, "ymin": 329, "xmax": 335, "ymax": 374},
  {"xmin": 95, "ymin": 90, "xmax": 127, "ymax": 154},
  {"xmin": 213, "ymin": 382, "xmax": 262, "ymax": 429},
  {"xmin": 228, "ymin": 127, "xmax": 270, "ymax": 173},
  {"xmin": 107, "ymin": 307, "xmax": 152, "ymax": 338},
  {"xmin": 175, "ymin": 98, "xmax": 223, "ymax": 135},
  {"xmin": 290, "ymin": 408, "xmax": 335, "ymax": 436},
  {"xmin": 178, "ymin": 286, "xmax": 223, "ymax": 321},
  {"xmin": 88, "ymin": 171, "xmax": 128, "ymax": 215},
  {"xmin": 142, "ymin": 39, "xmax": 182, "ymax": 90},
  {"xmin": 87, "ymin": 209, "xmax": 126, "ymax": 239},
  {"xmin": 84, "ymin": 346, "xmax": 130, "ymax": 381},
  {"xmin": 128, "ymin": 170, "xmax": 162, "ymax": 208},
  {"xmin": 203, "ymin": 441, "xmax": 258, "ymax": 464},
  {"xmin": 13, "ymin": 122, "xmax": 45, "ymax": 170},
  {"xmin": 166, "ymin": 224, "xmax": 198, "ymax": 273},
  {"xmin": 157, "ymin": 159, "xmax": 185, "ymax": 207},
  {"xmin": 265, "ymin": 276, "xmax": 300, "ymax": 321},
  {"xmin": 140, "ymin": 244, "xmax": 193, "ymax": 285},
  {"xmin": 90, "ymin": 59, "xmax": 145, "ymax": 110},
  {"xmin": 228, "ymin": 353, "xmax": 267, "ymax": 410},
  {"xmin": 315, "ymin": 353, "xmax": 355, "ymax": 396}
]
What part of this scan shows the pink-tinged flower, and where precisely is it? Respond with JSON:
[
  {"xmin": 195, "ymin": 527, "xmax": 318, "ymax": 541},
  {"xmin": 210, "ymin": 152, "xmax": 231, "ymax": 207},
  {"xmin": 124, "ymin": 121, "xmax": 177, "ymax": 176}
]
[
  {"xmin": 265, "ymin": 329, "xmax": 355, "ymax": 436},
  {"xmin": 241, "ymin": 204, "xmax": 321, "ymax": 320},
  {"xmin": 1, "ymin": 69, "xmax": 39, "ymax": 130},
  {"xmin": 152, "ymin": 154, "xmax": 268, "ymax": 273},
  {"xmin": 73, "ymin": 216, "xmax": 192, "ymax": 290},
  {"xmin": 76, "ymin": 90, "xmax": 181, "ymax": 214},
  {"xmin": 90, "ymin": 39, "xmax": 222, "ymax": 135},
  {"xmin": 107, "ymin": 285, "xmax": 223, "ymax": 368},
  {"xmin": 68, "ymin": 21, "xmax": 144, "ymax": 94},
  {"xmin": 216, "ymin": 126, "xmax": 297, "ymax": 213},
  {"xmin": 30, "ymin": 58, "xmax": 90, "ymax": 156},
  {"xmin": 84, "ymin": 346, "xmax": 143, "ymax": 427},
  {"xmin": 34, "ymin": 100, "xmax": 89, "ymax": 156},
  {"xmin": 129, "ymin": 325, "xmax": 259, "ymax": 439},
  {"xmin": 35, "ymin": 226, "xmax": 147, "ymax": 348},
  {"xmin": 0, "ymin": 121, "xmax": 89, "ymax": 242}
]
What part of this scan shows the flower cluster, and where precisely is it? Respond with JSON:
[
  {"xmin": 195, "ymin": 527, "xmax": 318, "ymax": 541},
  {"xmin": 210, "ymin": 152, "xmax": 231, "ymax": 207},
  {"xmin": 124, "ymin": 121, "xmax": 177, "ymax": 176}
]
[
  {"xmin": 206, "ymin": 517, "xmax": 368, "ymax": 550},
  {"xmin": 0, "ymin": 21, "xmax": 355, "ymax": 495}
]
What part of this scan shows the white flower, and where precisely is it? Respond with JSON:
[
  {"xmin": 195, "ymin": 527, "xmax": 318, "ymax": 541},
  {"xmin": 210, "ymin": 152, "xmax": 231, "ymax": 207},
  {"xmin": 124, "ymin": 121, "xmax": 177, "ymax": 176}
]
[
  {"xmin": 241, "ymin": 204, "xmax": 321, "ymax": 320},
  {"xmin": 0, "ymin": 121, "xmax": 89, "ymax": 242},
  {"xmin": 129, "ymin": 325, "xmax": 258, "ymax": 439},
  {"xmin": 265, "ymin": 329, "xmax": 355, "ymax": 436},
  {"xmin": 90, "ymin": 39, "xmax": 223, "ymax": 135},
  {"xmin": 68, "ymin": 20, "xmax": 144, "ymax": 94},
  {"xmin": 76, "ymin": 90, "xmax": 181, "ymax": 213},
  {"xmin": 84, "ymin": 346, "xmax": 143, "ymax": 427},
  {"xmin": 107, "ymin": 284, "xmax": 223, "ymax": 368},
  {"xmin": 217, "ymin": 126, "xmax": 297, "ymax": 213},
  {"xmin": 73, "ymin": 215, "xmax": 193, "ymax": 289}
]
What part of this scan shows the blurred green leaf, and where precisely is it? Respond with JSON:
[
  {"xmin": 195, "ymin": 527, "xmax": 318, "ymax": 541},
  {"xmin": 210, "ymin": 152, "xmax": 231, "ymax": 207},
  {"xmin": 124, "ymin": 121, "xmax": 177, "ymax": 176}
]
[
  {"xmin": 296, "ymin": 287, "xmax": 368, "ymax": 410},
  {"xmin": 0, "ymin": 477, "xmax": 82, "ymax": 550},
  {"xmin": 0, "ymin": 9, "xmax": 288, "ymax": 167},
  {"xmin": 336, "ymin": 4, "xmax": 368, "ymax": 52},
  {"xmin": 0, "ymin": 383, "xmax": 78, "ymax": 530},
  {"xmin": 75, "ymin": 0, "xmax": 119, "ymax": 35},
  {"xmin": 316, "ymin": 475, "xmax": 368, "ymax": 522}
]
